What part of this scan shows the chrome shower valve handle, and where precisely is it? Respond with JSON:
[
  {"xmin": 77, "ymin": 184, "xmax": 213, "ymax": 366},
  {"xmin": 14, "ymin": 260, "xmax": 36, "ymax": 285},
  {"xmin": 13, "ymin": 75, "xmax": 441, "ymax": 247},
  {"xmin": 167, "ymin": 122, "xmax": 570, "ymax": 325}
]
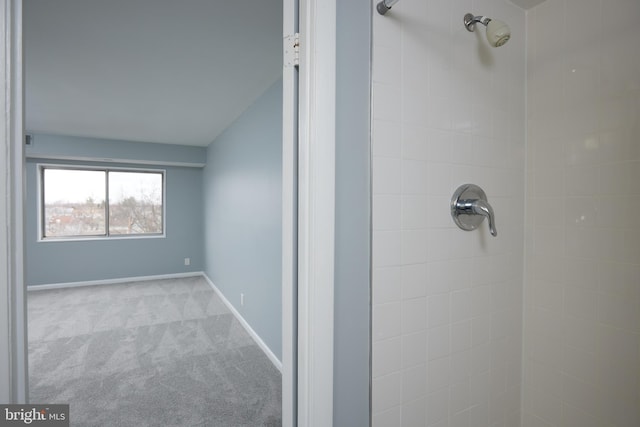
[{"xmin": 451, "ymin": 184, "xmax": 498, "ymax": 237}]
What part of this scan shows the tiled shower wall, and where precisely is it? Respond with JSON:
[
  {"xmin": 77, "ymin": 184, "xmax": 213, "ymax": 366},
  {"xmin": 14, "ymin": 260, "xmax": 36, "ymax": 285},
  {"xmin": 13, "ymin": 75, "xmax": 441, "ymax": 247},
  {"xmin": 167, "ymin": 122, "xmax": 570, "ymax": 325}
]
[
  {"xmin": 523, "ymin": 1, "xmax": 640, "ymax": 426},
  {"xmin": 371, "ymin": 1, "xmax": 526, "ymax": 425}
]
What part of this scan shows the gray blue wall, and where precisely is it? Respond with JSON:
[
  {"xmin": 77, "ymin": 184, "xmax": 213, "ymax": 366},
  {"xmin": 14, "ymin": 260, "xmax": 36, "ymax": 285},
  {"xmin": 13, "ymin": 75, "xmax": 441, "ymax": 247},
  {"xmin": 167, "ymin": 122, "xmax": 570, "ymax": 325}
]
[
  {"xmin": 334, "ymin": 0, "xmax": 371, "ymax": 425},
  {"xmin": 25, "ymin": 134, "xmax": 205, "ymax": 286},
  {"xmin": 203, "ymin": 79, "xmax": 283, "ymax": 361},
  {"xmin": 26, "ymin": 133, "xmax": 207, "ymax": 165}
]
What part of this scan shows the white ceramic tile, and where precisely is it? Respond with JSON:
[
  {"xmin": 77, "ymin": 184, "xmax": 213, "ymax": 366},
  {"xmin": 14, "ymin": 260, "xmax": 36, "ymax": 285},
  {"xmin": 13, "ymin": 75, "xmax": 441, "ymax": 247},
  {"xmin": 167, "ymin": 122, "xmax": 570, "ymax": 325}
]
[
  {"xmin": 373, "ymin": 156, "xmax": 402, "ymax": 195},
  {"xmin": 427, "ymin": 129, "xmax": 453, "ymax": 163},
  {"xmin": 427, "ymin": 293, "xmax": 450, "ymax": 328},
  {"xmin": 596, "ymin": 195, "xmax": 635, "ymax": 229},
  {"xmin": 373, "ymin": 302, "xmax": 402, "ymax": 341},
  {"xmin": 597, "ymin": 292, "xmax": 640, "ymax": 331},
  {"xmin": 372, "ymin": 407, "xmax": 401, "ymax": 427},
  {"xmin": 373, "ymin": 336, "xmax": 402, "ymax": 378},
  {"xmin": 524, "ymin": 6, "xmax": 640, "ymax": 418},
  {"xmin": 599, "ymin": 161, "xmax": 632, "ymax": 196},
  {"xmin": 372, "ymin": 372, "xmax": 403, "ymax": 413},
  {"xmin": 565, "ymin": 165, "xmax": 599, "ymax": 196},
  {"xmin": 533, "ymin": 167, "xmax": 565, "ymax": 197},
  {"xmin": 449, "ymin": 379, "xmax": 470, "ymax": 416},
  {"xmin": 373, "ymin": 82, "xmax": 401, "ymax": 122},
  {"xmin": 373, "ymin": 44, "xmax": 402, "ymax": 85},
  {"xmin": 451, "ymin": 320, "xmax": 471, "ymax": 353},
  {"xmin": 470, "ymin": 285, "xmax": 492, "ymax": 319},
  {"xmin": 449, "ymin": 408, "xmax": 469, "ymax": 427},
  {"xmin": 471, "ymin": 314, "xmax": 491, "ymax": 347},
  {"xmin": 471, "ymin": 341, "xmax": 491, "ymax": 376},
  {"xmin": 426, "ymin": 162, "xmax": 451, "ymax": 196},
  {"xmin": 373, "ymin": 230, "xmax": 402, "ymax": 268},
  {"xmin": 428, "ymin": 324, "xmax": 450, "ymax": 361},
  {"xmin": 529, "ymin": 280, "xmax": 562, "ymax": 314},
  {"xmin": 373, "ymin": 194, "xmax": 402, "ymax": 230},
  {"xmin": 598, "ymin": 262, "xmax": 640, "ymax": 301},
  {"xmin": 401, "ymin": 159, "xmax": 429, "ymax": 195},
  {"xmin": 401, "ymin": 195, "xmax": 428, "ymax": 229},
  {"xmin": 469, "ymin": 371, "xmax": 490, "ymax": 407},
  {"xmin": 402, "ymin": 330, "xmax": 427, "ymax": 369},
  {"xmin": 561, "ymin": 343, "xmax": 598, "ymax": 387},
  {"xmin": 427, "ymin": 355, "xmax": 449, "ymax": 392},
  {"xmin": 451, "ymin": 132, "xmax": 474, "ymax": 165},
  {"xmin": 426, "ymin": 97, "xmax": 452, "ymax": 131},
  {"xmin": 564, "ymin": 286, "xmax": 597, "ymax": 321},
  {"xmin": 450, "ymin": 348, "xmax": 471, "ymax": 385},
  {"xmin": 561, "ymin": 374, "xmax": 601, "ymax": 416},
  {"xmin": 426, "ymin": 260, "xmax": 456, "ymax": 295},
  {"xmin": 451, "ymin": 288, "xmax": 473, "ymax": 323},
  {"xmin": 562, "ymin": 257, "xmax": 598, "ymax": 290},
  {"xmin": 373, "ymin": 266, "xmax": 402, "ymax": 305},
  {"xmin": 372, "ymin": 5, "xmax": 402, "ymax": 49},
  {"xmin": 373, "ymin": 120, "xmax": 402, "ymax": 158},
  {"xmin": 401, "ymin": 81, "xmax": 430, "ymax": 126},
  {"xmin": 403, "ymin": 364, "xmax": 427, "ymax": 403},
  {"xmin": 372, "ymin": 0, "xmax": 527, "ymax": 421},
  {"xmin": 426, "ymin": 387, "xmax": 449, "ymax": 427},
  {"xmin": 401, "ymin": 397, "xmax": 427, "ymax": 427},
  {"xmin": 402, "ymin": 124, "xmax": 429, "ymax": 161},
  {"xmin": 564, "ymin": 227, "xmax": 599, "ymax": 260},
  {"xmin": 401, "ymin": 263, "xmax": 427, "ymax": 299},
  {"xmin": 468, "ymin": 401, "xmax": 489, "ymax": 427},
  {"xmin": 425, "ymin": 229, "xmax": 453, "ymax": 263},
  {"xmin": 401, "ymin": 229, "xmax": 428, "ymax": 265},
  {"xmin": 561, "ymin": 315, "xmax": 598, "ymax": 353},
  {"xmin": 426, "ymin": 196, "xmax": 452, "ymax": 229},
  {"xmin": 560, "ymin": 404, "xmax": 600, "ymax": 427},
  {"xmin": 402, "ymin": 297, "xmax": 427, "ymax": 334}
]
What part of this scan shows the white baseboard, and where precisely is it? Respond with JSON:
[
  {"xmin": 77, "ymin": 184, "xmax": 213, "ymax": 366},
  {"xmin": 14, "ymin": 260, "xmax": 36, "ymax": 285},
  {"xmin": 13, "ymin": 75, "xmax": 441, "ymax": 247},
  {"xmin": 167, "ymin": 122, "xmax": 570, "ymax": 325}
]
[
  {"xmin": 201, "ymin": 274, "xmax": 283, "ymax": 372},
  {"xmin": 27, "ymin": 271, "xmax": 204, "ymax": 292}
]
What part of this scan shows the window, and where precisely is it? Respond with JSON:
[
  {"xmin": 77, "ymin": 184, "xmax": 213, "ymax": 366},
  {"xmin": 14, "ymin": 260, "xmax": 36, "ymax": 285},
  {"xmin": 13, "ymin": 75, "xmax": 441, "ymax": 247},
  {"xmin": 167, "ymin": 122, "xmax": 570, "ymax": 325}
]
[{"xmin": 40, "ymin": 165, "xmax": 165, "ymax": 240}]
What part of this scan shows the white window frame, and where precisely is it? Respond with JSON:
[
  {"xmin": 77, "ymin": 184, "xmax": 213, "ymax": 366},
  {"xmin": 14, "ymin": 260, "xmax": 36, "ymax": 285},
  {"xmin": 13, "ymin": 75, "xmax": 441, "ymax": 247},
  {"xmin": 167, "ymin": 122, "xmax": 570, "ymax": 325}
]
[{"xmin": 37, "ymin": 164, "xmax": 167, "ymax": 242}]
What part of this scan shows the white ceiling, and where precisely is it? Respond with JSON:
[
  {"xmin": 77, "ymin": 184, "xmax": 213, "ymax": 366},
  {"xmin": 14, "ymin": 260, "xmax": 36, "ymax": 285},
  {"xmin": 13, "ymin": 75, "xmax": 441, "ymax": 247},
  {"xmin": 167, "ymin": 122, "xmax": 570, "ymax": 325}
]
[{"xmin": 25, "ymin": 0, "xmax": 282, "ymax": 146}]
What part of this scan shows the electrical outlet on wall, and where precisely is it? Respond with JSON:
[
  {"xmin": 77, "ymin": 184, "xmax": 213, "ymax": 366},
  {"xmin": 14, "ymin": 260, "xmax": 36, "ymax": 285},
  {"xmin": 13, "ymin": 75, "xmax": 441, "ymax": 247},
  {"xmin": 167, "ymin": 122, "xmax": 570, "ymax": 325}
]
[{"xmin": 184, "ymin": 257, "xmax": 190, "ymax": 266}]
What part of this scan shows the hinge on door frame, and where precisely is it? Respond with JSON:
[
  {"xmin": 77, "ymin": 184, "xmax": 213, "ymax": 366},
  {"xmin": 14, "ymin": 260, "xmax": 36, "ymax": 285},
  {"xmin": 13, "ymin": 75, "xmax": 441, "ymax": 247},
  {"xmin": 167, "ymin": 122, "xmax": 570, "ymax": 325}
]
[{"xmin": 284, "ymin": 33, "xmax": 300, "ymax": 68}]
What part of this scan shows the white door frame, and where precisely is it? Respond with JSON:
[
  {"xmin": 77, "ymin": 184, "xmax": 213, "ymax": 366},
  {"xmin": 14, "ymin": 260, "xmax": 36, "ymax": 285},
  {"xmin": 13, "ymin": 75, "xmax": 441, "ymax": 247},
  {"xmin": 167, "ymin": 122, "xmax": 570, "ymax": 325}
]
[
  {"xmin": 2, "ymin": 0, "xmax": 338, "ymax": 424},
  {"xmin": 281, "ymin": 0, "xmax": 298, "ymax": 424},
  {"xmin": 0, "ymin": 0, "xmax": 28, "ymax": 404},
  {"xmin": 295, "ymin": 0, "xmax": 336, "ymax": 425}
]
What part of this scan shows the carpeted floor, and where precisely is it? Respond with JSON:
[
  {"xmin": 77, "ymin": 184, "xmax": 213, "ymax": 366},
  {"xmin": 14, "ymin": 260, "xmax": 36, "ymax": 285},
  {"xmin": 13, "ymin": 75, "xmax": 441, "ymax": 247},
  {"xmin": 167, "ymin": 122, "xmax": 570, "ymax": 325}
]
[{"xmin": 27, "ymin": 276, "xmax": 282, "ymax": 427}]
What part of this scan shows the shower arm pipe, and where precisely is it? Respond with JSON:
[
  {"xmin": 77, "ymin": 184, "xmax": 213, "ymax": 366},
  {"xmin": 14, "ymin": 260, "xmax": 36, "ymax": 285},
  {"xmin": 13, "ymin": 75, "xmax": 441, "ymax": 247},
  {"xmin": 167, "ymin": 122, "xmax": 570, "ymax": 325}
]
[
  {"xmin": 464, "ymin": 14, "xmax": 492, "ymax": 31},
  {"xmin": 376, "ymin": 0, "xmax": 399, "ymax": 15}
]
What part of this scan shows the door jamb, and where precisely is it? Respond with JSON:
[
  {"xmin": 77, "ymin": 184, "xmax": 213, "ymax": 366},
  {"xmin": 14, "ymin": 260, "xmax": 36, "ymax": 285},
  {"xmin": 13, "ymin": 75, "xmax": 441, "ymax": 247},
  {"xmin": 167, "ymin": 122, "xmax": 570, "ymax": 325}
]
[
  {"xmin": 0, "ymin": 0, "xmax": 28, "ymax": 404},
  {"xmin": 1, "ymin": 1, "xmax": 339, "ymax": 422},
  {"xmin": 296, "ymin": 0, "xmax": 337, "ymax": 425}
]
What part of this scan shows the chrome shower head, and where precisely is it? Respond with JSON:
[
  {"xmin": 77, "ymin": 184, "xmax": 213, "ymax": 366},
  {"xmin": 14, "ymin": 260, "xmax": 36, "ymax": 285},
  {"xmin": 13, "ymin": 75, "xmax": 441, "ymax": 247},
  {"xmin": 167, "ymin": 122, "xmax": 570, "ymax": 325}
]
[{"xmin": 464, "ymin": 13, "xmax": 511, "ymax": 47}]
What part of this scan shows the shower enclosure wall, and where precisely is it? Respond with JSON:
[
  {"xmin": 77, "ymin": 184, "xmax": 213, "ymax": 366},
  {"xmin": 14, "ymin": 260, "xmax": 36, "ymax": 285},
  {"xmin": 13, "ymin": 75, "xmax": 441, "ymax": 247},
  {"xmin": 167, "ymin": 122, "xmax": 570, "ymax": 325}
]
[{"xmin": 371, "ymin": 0, "xmax": 639, "ymax": 426}]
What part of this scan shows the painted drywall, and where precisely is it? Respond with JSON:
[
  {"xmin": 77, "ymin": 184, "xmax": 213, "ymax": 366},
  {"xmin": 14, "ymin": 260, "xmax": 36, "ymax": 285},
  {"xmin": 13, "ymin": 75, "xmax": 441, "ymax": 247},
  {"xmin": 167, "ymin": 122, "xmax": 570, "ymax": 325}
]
[
  {"xmin": 370, "ymin": 1, "xmax": 526, "ymax": 425},
  {"xmin": 333, "ymin": 0, "xmax": 372, "ymax": 425},
  {"xmin": 24, "ymin": 0, "xmax": 282, "ymax": 146},
  {"xmin": 523, "ymin": 1, "xmax": 640, "ymax": 425},
  {"xmin": 203, "ymin": 79, "xmax": 282, "ymax": 362},
  {"xmin": 26, "ymin": 133, "xmax": 206, "ymax": 165},
  {"xmin": 25, "ymin": 135, "xmax": 204, "ymax": 286}
]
